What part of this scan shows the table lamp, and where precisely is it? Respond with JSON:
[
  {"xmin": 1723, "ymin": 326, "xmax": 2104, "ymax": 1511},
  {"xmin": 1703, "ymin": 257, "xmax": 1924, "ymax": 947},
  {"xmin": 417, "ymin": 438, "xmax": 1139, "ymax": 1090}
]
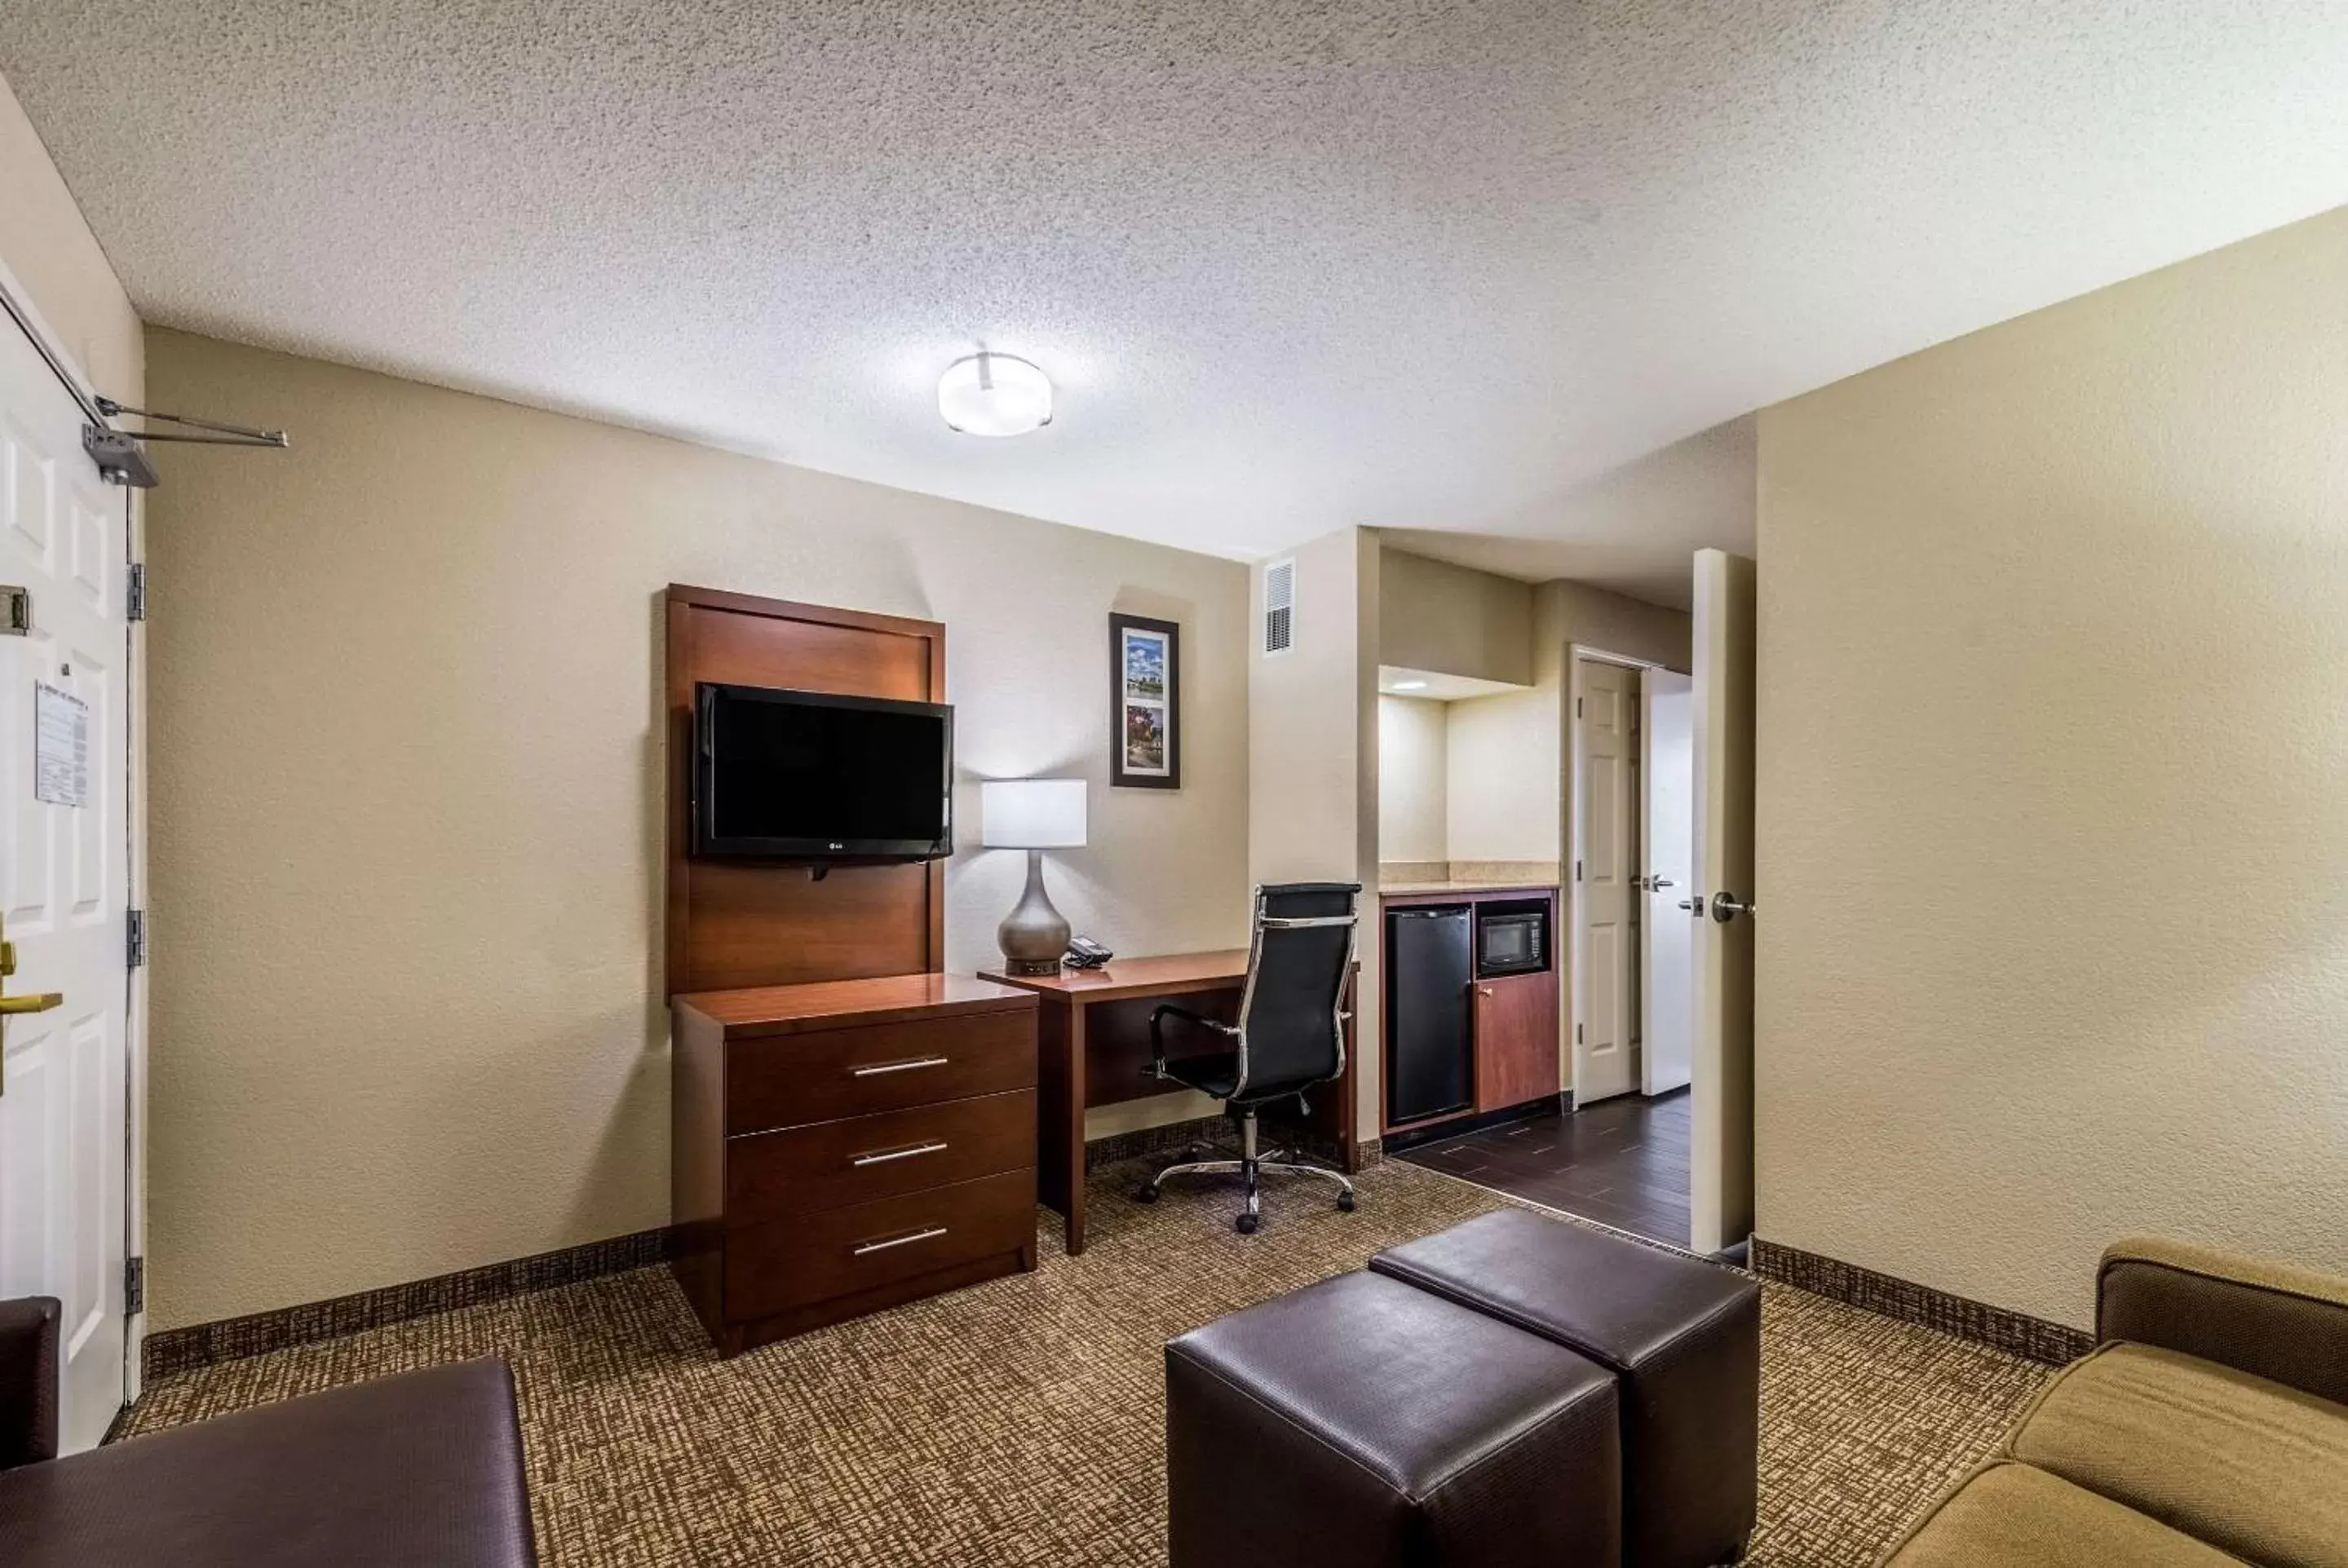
[{"xmin": 982, "ymin": 779, "xmax": 1087, "ymax": 976}]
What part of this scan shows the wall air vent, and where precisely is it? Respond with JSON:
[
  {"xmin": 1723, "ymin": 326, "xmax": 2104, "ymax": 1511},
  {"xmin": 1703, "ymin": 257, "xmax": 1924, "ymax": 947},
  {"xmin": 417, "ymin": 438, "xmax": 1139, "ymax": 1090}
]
[{"xmin": 1262, "ymin": 557, "xmax": 1296, "ymax": 656}]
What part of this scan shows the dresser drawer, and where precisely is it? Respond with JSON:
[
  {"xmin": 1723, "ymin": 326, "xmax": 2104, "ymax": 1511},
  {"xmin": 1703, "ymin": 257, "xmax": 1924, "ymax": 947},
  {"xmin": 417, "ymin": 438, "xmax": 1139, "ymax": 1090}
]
[
  {"xmin": 727, "ymin": 1088, "xmax": 1035, "ymax": 1222},
  {"xmin": 725, "ymin": 1009, "xmax": 1037, "ymax": 1134},
  {"xmin": 724, "ymin": 1168, "xmax": 1035, "ymax": 1321}
]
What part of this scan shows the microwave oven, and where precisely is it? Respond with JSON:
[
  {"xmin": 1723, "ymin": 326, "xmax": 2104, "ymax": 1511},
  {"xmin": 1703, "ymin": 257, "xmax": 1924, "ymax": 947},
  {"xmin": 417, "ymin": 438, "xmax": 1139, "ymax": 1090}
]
[{"xmin": 1475, "ymin": 903, "xmax": 1550, "ymax": 978}]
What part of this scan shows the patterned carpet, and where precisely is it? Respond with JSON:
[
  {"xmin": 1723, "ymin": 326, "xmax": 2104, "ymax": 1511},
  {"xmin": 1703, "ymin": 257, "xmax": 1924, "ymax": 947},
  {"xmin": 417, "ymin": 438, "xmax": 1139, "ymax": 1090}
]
[{"xmin": 122, "ymin": 1158, "xmax": 2047, "ymax": 1566}]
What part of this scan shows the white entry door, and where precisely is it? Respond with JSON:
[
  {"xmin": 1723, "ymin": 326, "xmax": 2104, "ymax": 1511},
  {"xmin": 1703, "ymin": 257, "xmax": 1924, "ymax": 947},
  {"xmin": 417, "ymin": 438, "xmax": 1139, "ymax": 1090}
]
[
  {"xmin": 1639, "ymin": 669, "xmax": 1693, "ymax": 1096},
  {"xmin": 0, "ymin": 303, "xmax": 130, "ymax": 1453},
  {"xmin": 1690, "ymin": 549, "xmax": 1756, "ymax": 1257},
  {"xmin": 1571, "ymin": 656, "xmax": 1640, "ymax": 1105}
]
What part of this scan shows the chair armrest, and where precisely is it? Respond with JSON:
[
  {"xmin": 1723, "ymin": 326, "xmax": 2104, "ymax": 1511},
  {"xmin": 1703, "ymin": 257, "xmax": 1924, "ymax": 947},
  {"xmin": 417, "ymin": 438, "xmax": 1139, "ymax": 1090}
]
[
  {"xmin": 0, "ymin": 1296, "xmax": 60, "ymax": 1470},
  {"xmin": 1146, "ymin": 1004, "xmax": 1239, "ymax": 1077},
  {"xmin": 2098, "ymin": 1237, "xmax": 2348, "ymax": 1405}
]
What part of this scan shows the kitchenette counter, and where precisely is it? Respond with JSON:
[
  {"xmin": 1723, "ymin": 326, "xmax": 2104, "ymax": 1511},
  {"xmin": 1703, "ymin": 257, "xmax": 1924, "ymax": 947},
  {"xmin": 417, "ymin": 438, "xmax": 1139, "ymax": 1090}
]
[{"xmin": 1378, "ymin": 883, "xmax": 1562, "ymax": 1136}]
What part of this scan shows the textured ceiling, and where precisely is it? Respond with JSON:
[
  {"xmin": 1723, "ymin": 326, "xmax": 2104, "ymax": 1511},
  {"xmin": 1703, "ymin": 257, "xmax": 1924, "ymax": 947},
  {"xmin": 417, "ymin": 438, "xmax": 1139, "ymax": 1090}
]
[{"xmin": 6, "ymin": 3, "xmax": 2347, "ymax": 597}]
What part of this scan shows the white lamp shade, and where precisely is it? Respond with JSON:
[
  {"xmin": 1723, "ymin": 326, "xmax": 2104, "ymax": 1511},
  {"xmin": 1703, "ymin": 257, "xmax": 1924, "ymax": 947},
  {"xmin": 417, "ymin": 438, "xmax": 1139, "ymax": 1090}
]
[
  {"xmin": 939, "ymin": 351, "xmax": 1053, "ymax": 436},
  {"xmin": 981, "ymin": 779, "xmax": 1087, "ymax": 849}
]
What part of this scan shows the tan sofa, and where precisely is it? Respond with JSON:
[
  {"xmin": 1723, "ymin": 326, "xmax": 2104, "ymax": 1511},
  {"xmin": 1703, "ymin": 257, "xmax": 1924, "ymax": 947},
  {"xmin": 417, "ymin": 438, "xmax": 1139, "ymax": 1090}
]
[{"xmin": 1884, "ymin": 1238, "xmax": 2348, "ymax": 1566}]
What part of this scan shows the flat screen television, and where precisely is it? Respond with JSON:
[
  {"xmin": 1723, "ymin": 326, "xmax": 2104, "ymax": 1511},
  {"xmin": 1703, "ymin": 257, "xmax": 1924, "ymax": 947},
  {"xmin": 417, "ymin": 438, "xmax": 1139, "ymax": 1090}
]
[{"xmin": 692, "ymin": 682, "xmax": 954, "ymax": 860}]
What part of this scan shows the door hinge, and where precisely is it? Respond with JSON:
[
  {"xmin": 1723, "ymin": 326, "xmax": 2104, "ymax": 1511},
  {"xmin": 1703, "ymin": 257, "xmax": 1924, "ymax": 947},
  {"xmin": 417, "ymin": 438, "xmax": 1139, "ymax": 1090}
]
[
  {"xmin": 126, "ymin": 909, "xmax": 147, "ymax": 970},
  {"xmin": 1576, "ymin": 1023, "xmax": 1584, "ymax": 1045},
  {"xmin": 126, "ymin": 563, "xmax": 146, "ymax": 623},
  {"xmin": 1576, "ymin": 696, "xmax": 1583, "ymax": 718},
  {"xmin": 1574, "ymin": 859, "xmax": 1583, "ymax": 881},
  {"xmin": 124, "ymin": 1256, "xmax": 144, "ymax": 1316}
]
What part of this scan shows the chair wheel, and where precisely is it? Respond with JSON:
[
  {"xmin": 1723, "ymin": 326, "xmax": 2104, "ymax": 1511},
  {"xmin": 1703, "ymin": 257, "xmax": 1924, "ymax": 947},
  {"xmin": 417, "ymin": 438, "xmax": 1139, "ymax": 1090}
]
[
  {"xmin": 1337, "ymin": 1190, "xmax": 1356, "ymax": 1212},
  {"xmin": 1135, "ymin": 1184, "xmax": 1159, "ymax": 1204},
  {"xmin": 1235, "ymin": 1212, "xmax": 1260, "ymax": 1235}
]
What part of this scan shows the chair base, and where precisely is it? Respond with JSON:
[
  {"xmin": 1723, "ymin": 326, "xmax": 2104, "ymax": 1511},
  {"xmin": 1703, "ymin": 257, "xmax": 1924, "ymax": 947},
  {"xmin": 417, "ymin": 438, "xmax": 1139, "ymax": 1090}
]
[{"xmin": 1137, "ymin": 1107, "xmax": 1355, "ymax": 1232}]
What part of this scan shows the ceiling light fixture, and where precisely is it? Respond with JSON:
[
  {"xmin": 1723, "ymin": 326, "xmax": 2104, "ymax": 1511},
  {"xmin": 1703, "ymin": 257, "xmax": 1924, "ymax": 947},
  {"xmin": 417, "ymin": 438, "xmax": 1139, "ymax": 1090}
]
[
  {"xmin": 1392, "ymin": 679, "xmax": 1429, "ymax": 692},
  {"xmin": 938, "ymin": 351, "xmax": 1053, "ymax": 436}
]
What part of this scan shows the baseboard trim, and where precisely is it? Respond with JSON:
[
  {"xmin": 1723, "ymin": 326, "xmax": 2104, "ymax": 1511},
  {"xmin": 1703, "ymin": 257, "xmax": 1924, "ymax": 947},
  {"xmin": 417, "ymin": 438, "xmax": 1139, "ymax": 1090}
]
[
  {"xmin": 152, "ymin": 1122, "xmax": 1397, "ymax": 1380},
  {"xmin": 1750, "ymin": 1238, "xmax": 2094, "ymax": 1367},
  {"xmin": 142, "ymin": 1226, "xmax": 673, "ymax": 1380}
]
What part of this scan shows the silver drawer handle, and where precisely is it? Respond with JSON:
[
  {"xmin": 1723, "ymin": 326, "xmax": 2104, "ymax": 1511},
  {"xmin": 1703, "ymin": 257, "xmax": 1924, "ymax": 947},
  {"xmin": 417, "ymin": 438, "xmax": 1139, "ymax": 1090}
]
[
  {"xmin": 851, "ymin": 1226, "xmax": 947, "ymax": 1257},
  {"xmin": 851, "ymin": 1055, "xmax": 950, "ymax": 1077},
  {"xmin": 851, "ymin": 1140, "xmax": 948, "ymax": 1168}
]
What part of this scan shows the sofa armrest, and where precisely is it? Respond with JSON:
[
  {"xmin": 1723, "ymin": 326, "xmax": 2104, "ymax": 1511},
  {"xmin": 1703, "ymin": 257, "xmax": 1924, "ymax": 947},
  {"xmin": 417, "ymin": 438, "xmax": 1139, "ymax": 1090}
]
[
  {"xmin": 2098, "ymin": 1237, "xmax": 2348, "ymax": 1406},
  {"xmin": 0, "ymin": 1296, "xmax": 60, "ymax": 1470}
]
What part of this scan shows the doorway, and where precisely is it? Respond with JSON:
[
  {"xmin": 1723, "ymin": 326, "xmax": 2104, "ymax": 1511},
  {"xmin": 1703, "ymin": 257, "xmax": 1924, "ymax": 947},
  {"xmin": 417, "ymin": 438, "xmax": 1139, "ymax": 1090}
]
[
  {"xmin": 1395, "ymin": 554, "xmax": 1757, "ymax": 1259},
  {"xmin": 1567, "ymin": 649, "xmax": 1699, "ymax": 1110},
  {"xmin": 1640, "ymin": 669, "xmax": 1694, "ymax": 1096},
  {"xmin": 0, "ymin": 272, "xmax": 139, "ymax": 1451},
  {"xmin": 1561, "ymin": 647, "xmax": 1696, "ymax": 1245},
  {"xmin": 1400, "ymin": 647, "xmax": 1698, "ymax": 1251}
]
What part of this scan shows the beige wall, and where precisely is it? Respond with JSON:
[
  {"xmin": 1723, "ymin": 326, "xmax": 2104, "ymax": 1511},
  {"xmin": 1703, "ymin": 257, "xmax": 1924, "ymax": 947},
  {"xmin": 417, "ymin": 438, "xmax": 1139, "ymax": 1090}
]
[
  {"xmin": 1757, "ymin": 205, "xmax": 2348, "ymax": 1329},
  {"xmin": 0, "ymin": 72, "xmax": 139, "ymax": 399},
  {"xmin": 143, "ymin": 329, "xmax": 1252, "ymax": 1329},
  {"xmin": 1500, "ymin": 581, "xmax": 1694, "ymax": 868},
  {"xmin": 1251, "ymin": 528, "xmax": 1382, "ymax": 1135},
  {"xmin": 1445, "ymin": 692, "xmax": 1554, "ymax": 862},
  {"xmin": 1378, "ymin": 549, "xmax": 1533, "ymax": 685},
  {"xmin": 1376, "ymin": 695, "xmax": 1448, "ymax": 864},
  {"xmin": 1398, "ymin": 582, "xmax": 1690, "ymax": 873},
  {"xmin": 1537, "ymin": 579, "xmax": 1691, "ymax": 679}
]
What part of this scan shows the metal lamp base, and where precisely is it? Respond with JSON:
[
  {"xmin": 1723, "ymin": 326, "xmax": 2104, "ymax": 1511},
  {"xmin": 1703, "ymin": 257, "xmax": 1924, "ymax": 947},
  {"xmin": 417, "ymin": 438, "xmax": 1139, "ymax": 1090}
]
[{"xmin": 997, "ymin": 849, "xmax": 1071, "ymax": 978}]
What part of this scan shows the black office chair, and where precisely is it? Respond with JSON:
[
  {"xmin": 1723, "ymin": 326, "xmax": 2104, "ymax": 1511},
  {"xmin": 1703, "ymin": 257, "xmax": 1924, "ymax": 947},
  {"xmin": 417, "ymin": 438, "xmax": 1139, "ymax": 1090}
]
[{"xmin": 1134, "ymin": 882, "xmax": 1360, "ymax": 1234}]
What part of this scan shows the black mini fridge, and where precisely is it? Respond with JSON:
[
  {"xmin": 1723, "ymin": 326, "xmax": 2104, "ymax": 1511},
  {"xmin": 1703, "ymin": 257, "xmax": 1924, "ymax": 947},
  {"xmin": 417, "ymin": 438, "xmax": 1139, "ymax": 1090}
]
[{"xmin": 1385, "ymin": 904, "xmax": 1474, "ymax": 1123}]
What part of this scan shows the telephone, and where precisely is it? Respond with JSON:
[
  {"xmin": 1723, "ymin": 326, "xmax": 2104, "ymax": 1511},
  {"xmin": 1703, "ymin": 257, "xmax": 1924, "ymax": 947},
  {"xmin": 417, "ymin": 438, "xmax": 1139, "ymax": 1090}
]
[{"xmin": 1064, "ymin": 936, "xmax": 1114, "ymax": 970}]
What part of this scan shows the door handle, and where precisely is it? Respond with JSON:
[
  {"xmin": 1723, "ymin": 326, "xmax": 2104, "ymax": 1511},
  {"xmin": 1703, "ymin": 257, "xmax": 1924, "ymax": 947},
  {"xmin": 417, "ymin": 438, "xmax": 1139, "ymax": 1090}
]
[
  {"xmin": 1649, "ymin": 877, "xmax": 1674, "ymax": 890},
  {"xmin": 1710, "ymin": 893, "xmax": 1757, "ymax": 923},
  {"xmin": 0, "ymin": 991, "xmax": 60, "ymax": 1098}
]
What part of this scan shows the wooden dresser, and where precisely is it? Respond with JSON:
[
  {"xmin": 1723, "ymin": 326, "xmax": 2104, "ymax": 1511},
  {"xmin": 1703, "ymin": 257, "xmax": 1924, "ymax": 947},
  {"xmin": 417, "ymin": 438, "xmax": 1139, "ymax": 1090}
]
[{"xmin": 671, "ymin": 973, "xmax": 1041, "ymax": 1356}]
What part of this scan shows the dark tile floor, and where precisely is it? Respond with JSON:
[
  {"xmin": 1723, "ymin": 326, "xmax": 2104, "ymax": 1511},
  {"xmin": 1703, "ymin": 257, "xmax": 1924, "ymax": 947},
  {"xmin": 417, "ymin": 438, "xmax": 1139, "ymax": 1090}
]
[{"xmin": 1395, "ymin": 1089, "xmax": 1691, "ymax": 1248}]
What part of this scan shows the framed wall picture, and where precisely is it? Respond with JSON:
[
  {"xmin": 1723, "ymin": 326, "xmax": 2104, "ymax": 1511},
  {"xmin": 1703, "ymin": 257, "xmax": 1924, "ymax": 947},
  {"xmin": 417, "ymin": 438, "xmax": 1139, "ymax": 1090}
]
[{"xmin": 1109, "ymin": 612, "xmax": 1181, "ymax": 788}]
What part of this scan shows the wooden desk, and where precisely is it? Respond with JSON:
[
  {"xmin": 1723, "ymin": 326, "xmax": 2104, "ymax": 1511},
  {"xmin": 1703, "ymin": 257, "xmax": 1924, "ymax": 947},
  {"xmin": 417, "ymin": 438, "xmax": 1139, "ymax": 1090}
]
[{"xmin": 979, "ymin": 950, "xmax": 1357, "ymax": 1255}]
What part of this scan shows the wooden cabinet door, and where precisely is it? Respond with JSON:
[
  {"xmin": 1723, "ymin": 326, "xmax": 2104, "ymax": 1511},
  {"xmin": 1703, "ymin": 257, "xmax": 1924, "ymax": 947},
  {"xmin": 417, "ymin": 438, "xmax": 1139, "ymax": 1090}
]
[{"xmin": 1474, "ymin": 972, "xmax": 1561, "ymax": 1114}]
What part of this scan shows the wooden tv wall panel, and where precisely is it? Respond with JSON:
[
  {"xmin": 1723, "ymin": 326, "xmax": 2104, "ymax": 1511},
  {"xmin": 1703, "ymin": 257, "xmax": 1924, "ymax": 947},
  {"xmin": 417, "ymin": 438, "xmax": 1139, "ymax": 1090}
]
[{"xmin": 662, "ymin": 584, "xmax": 948, "ymax": 994}]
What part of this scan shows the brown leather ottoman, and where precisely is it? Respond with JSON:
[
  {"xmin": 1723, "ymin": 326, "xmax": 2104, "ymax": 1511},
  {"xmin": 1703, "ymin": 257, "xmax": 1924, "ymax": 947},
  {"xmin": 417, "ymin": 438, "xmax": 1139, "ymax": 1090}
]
[
  {"xmin": 1373, "ymin": 1209, "xmax": 1760, "ymax": 1568},
  {"xmin": 0, "ymin": 1339, "xmax": 536, "ymax": 1568},
  {"xmin": 1165, "ymin": 1270, "xmax": 1621, "ymax": 1568}
]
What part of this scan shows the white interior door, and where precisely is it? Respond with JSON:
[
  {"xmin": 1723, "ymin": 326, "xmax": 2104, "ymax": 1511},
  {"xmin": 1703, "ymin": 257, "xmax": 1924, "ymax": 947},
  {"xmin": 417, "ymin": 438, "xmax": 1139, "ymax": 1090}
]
[
  {"xmin": 0, "ymin": 304, "xmax": 130, "ymax": 1453},
  {"xmin": 1690, "ymin": 549, "xmax": 1756, "ymax": 1256},
  {"xmin": 1640, "ymin": 669, "xmax": 1693, "ymax": 1096},
  {"xmin": 1571, "ymin": 656, "xmax": 1640, "ymax": 1106}
]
